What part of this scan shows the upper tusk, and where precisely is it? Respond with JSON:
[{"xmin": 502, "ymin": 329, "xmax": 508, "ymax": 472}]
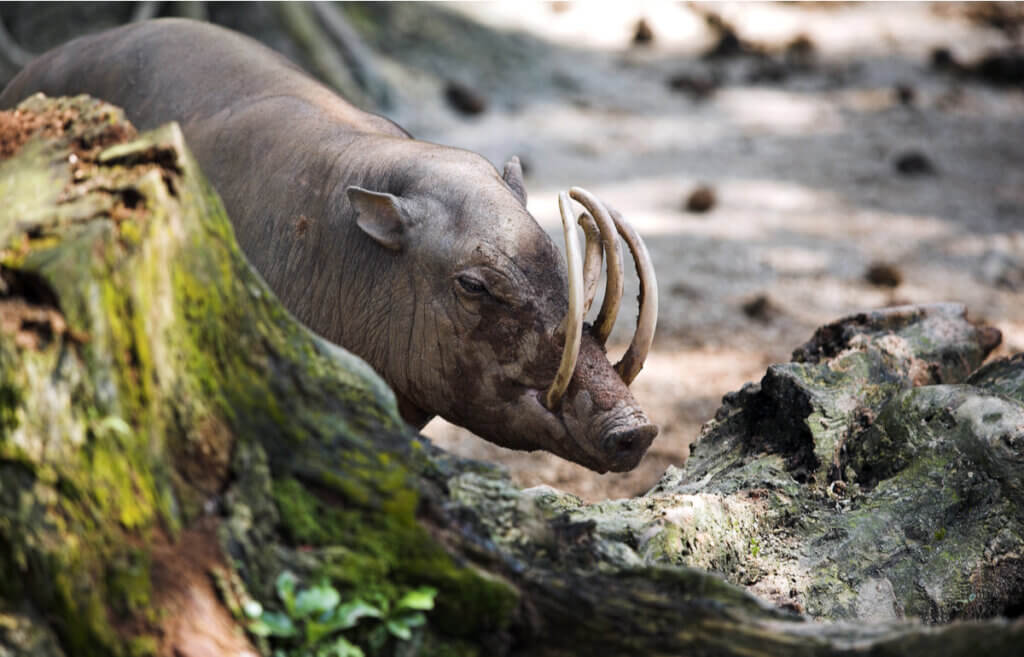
[
  {"xmin": 607, "ymin": 205, "xmax": 658, "ymax": 385},
  {"xmin": 569, "ymin": 187, "xmax": 623, "ymax": 345},
  {"xmin": 578, "ymin": 211, "xmax": 603, "ymax": 315},
  {"xmin": 545, "ymin": 191, "xmax": 585, "ymax": 410}
]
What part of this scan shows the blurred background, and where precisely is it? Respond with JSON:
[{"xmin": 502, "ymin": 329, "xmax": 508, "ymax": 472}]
[{"xmin": 3, "ymin": 2, "xmax": 1022, "ymax": 500}]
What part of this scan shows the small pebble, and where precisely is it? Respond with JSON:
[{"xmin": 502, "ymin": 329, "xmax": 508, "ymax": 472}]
[
  {"xmin": 930, "ymin": 47, "xmax": 957, "ymax": 71},
  {"xmin": 666, "ymin": 72, "xmax": 718, "ymax": 99},
  {"xmin": 669, "ymin": 282, "xmax": 702, "ymax": 300},
  {"xmin": 685, "ymin": 185, "xmax": 716, "ymax": 213},
  {"xmin": 864, "ymin": 262, "xmax": 903, "ymax": 288},
  {"xmin": 894, "ymin": 84, "xmax": 916, "ymax": 106},
  {"xmin": 893, "ymin": 151, "xmax": 936, "ymax": 176},
  {"xmin": 632, "ymin": 19, "xmax": 654, "ymax": 46},
  {"xmin": 741, "ymin": 294, "xmax": 778, "ymax": 323},
  {"xmin": 784, "ymin": 34, "xmax": 816, "ymax": 69},
  {"xmin": 444, "ymin": 81, "xmax": 487, "ymax": 116}
]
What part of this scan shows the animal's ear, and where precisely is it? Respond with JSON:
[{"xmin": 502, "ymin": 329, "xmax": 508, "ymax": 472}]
[
  {"xmin": 347, "ymin": 186, "xmax": 413, "ymax": 251},
  {"xmin": 502, "ymin": 156, "xmax": 527, "ymax": 206}
]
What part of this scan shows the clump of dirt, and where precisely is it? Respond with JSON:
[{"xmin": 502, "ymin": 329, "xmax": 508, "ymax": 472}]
[{"xmin": 0, "ymin": 105, "xmax": 77, "ymax": 159}]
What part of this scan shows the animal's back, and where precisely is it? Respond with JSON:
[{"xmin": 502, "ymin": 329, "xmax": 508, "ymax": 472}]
[
  {"xmin": 0, "ymin": 18, "xmax": 414, "ymax": 320},
  {"xmin": 0, "ymin": 18, "xmax": 403, "ymax": 138}
]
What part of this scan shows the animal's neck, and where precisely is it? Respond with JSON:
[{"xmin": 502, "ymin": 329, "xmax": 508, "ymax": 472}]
[{"xmin": 395, "ymin": 391, "xmax": 434, "ymax": 430}]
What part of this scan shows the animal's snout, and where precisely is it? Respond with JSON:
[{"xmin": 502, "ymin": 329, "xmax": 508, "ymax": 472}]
[{"xmin": 602, "ymin": 423, "xmax": 658, "ymax": 472}]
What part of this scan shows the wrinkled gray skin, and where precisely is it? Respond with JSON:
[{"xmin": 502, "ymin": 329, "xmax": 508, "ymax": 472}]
[{"xmin": 0, "ymin": 18, "xmax": 657, "ymax": 472}]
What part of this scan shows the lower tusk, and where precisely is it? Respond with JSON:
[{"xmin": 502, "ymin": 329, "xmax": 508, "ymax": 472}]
[
  {"xmin": 569, "ymin": 187, "xmax": 623, "ymax": 345},
  {"xmin": 578, "ymin": 211, "xmax": 602, "ymax": 315},
  {"xmin": 545, "ymin": 191, "xmax": 585, "ymax": 410},
  {"xmin": 608, "ymin": 205, "xmax": 658, "ymax": 385}
]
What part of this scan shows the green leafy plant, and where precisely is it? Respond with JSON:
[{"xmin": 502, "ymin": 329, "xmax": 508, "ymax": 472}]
[{"xmin": 244, "ymin": 571, "xmax": 437, "ymax": 657}]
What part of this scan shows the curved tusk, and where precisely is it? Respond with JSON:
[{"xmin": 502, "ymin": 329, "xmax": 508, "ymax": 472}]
[
  {"xmin": 545, "ymin": 192, "xmax": 585, "ymax": 410},
  {"xmin": 578, "ymin": 211, "xmax": 603, "ymax": 315},
  {"xmin": 569, "ymin": 187, "xmax": 623, "ymax": 345},
  {"xmin": 607, "ymin": 205, "xmax": 658, "ymax": 385}
]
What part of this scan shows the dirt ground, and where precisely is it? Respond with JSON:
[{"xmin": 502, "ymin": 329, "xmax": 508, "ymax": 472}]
[{"xmin": 406, "ymin": 2, "xmax": 1024, "ymax": 501}]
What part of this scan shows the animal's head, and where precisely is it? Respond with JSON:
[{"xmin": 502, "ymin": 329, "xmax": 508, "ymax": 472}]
[{"xmin": 346, "ymin": 148, "xmax": 658, "ymax": 473}]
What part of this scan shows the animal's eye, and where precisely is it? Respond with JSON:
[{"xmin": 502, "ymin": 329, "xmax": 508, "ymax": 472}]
[{"xmin": 457, "ymin": 275, "xmax": 488, "ymax": 295}]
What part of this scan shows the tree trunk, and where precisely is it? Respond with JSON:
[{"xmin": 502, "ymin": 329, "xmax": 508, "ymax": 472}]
[{"xmin": 1, "ymin": 94, "xmax": 1022, "ymax": 657}]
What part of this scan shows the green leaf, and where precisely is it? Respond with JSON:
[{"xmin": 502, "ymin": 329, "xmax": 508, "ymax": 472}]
[
  {"xmin": 395, "ymin": 612, "xmax": 426, "ymax": 629},
  {"xmin": 368, "ymin": 624, "xmax": 389, "ymax": 651},
  {"xmin": 386, "ymin": 619, "xmax": 412, "ymax": 641},
  {"xmin": 294, "ymin": 582, "xmax": 341, "ymax": 618},
  {"xmin": 395, "ymin": 587, "xmax": 437, "ymax": 612},
  {"xmin": 316, "ymin": 635, "xmax": 365, "ymax": 657},
  {"xmin": 276, "ymin": 571, "xmax": 298, "ymax": 615},
  {"xmin": 260, "ymin": 611, "xmax": 298, "ymax": 638},
  {"xmin": 247, "ymin": 620, "xmax": 273, "ymax": 637},
  {"xmin": 306, "ymin": 600, "xmax": 382, "ymax": 644},
  {"xmin": 96, "ymin": 416, "xmax": 132, "ymax": 439},
  {"xmin": 335, "ymin": 600, "xmax": 383, "ymax": 627},
  {"xmin": 363, "ymin": 591, "xmax": 390, "ymax": 614}
]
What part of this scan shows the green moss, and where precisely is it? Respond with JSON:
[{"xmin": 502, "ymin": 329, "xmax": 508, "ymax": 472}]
[
  {"xmin": 127, "ymin": 635, "xmax": 159, "ymax": 657},
  {"xmin": 418, "ymin": 634, "xmax": 485, "ymax": 657},
  {"xmin": 87, "ymin": 447, "xmax": 155, "ymax": 529},
  {"xmin": 106, "ymin": 548, "xmax": 153, "ymax": 619},
  {"xmin": 98, "ymin": 277, "xmax": 150, "ymax": 416},
  {"xmin": 52, "ymin": 564, "xmax": 125, "ymax": 657},
  {"xmin": 0, "ymin": 381, "xmax": 21, "ymax": 437},
  {"xmin": 272, "ymin": 475, "xmax": 518, "ymax": 637}
]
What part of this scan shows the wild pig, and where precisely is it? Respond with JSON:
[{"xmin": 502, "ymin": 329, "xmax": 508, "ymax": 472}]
[{"xmin": 0, "ymin": 19, "xmax": 659, "ymax": 472}]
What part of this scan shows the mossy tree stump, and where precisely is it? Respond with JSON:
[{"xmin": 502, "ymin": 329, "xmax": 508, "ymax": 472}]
[{"xmin": 1, "ymin": 95, "xmax": 1023, "ymax": 657}]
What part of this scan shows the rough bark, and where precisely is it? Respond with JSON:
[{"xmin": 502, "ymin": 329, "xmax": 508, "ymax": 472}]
[{"xmin": 1, "ymin": 94, "xmax": 1023, "ymax": 657}]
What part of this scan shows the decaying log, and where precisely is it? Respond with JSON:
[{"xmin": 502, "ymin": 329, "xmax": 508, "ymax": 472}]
[{"xmin": 1, "ymin": 94, "xmax": 1023, "ymax": 657}]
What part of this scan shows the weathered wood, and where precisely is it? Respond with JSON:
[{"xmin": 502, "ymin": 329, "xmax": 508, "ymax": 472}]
[{"xmin": 1, "ymin": 94, "xmax": 1023, "ymax": 657}]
